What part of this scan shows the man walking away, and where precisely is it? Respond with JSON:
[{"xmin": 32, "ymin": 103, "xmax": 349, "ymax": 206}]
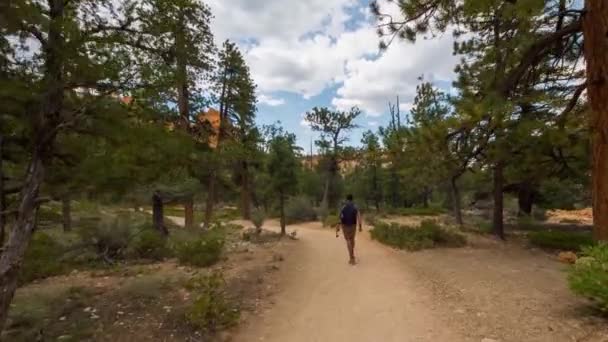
[{"xmin": 338, "ymin": 194, "xmax": 362, "ymax": 265}]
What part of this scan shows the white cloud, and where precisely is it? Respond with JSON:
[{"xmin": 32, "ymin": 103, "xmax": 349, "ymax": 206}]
[
  {"xmin": 208, "ymin": 0, "xmax": 457, "ymax": 117},
  {"xmin": 332, "ymin": 33, "xmax": 457, "ymax": 116},
  {"xmin": 368, "ymin": 121, "xmax": 378, "ymax": 126},
  {"xmin": 258, "ymin": 94, "xmax": 285, "ymax": 107}
]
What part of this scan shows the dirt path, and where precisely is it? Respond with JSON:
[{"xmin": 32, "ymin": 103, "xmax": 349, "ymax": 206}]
[{"xmin": 233, "ymin": 222, "xmax": 466, "ymax": 342}]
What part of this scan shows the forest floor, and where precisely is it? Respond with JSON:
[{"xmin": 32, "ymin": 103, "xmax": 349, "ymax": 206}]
[
  {"xmin": 4, "ymin": 220, "xmax": 294, "ymax": 341},
  {"xmin": 233, "ymin": 218, "xmax": 608, "ymax": 342}
]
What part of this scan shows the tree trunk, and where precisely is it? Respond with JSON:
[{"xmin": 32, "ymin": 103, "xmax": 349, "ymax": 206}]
[
  {"xmin": 517, "ymin": 182, "xmax": 534, "ymax": 217},
  {"xmin": 240, "ymin": 161, "xmax": 251, "ymax": 219},
  {"xmin": 62, "ymin": 195, "xmax": 71, "ymax": 232},
  {"xmin": 203, "ymin": 175, "xmax": 215, "ymax": 229},
  {"xmin": 422, "ymin": 186, "xmax": 430, "ymax": 208},
  {"xmin": 0, "ymin": 156, "xmax": 44, "ymax": 332},
  {"xmin": 0, "ymin": 0, "xmax": 65, "ymax": 331},
  {"xmin": 175, "ymin": 16, "xmax": 190, "ymax": 130},
  {"xmin": 0, "ymin": 134, "xmax": 5, "ymax": 245},
  {"xmin": 320, "ymin": 175, "xmax": 330, "ymax": 216},
  {"xmin": 372, "ymin": 165, "xmax": 380, "ymax": 212},
  {"xmin": 152, "ymin": 192, "xmax": 168, "ymax": 236},
  {"xmin": 279, "ymin": 191, "xmax": 286, "ymax": 236},
  {"xmin": 450, "ymin": 176, "xmax": 463, "ymax": 226},
  {"xmin": 184, "ymin": 197, "xmax": 193, "ymax": 229},
  {"xmin": 493, "ymin": 162, "xmax": 505, "ymax": 240},
  {"xmin": 583, "ymin": 1, "xmax": 608, "ymax": 241}
]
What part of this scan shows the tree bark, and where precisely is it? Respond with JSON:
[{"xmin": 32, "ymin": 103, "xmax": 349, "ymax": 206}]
[
  {"xmin": 175, "ymin": 14, "xmax": 190, "ymax": 130},
  {"xmin": 517, "ymin": 182, "xmax": 534, "ymax": 217},
  {"xmin": 583, "ymin": 0, "xmax": 608, "ymax": 241},
  {"xmin": 320, "ymin": 175, "xmax": 330, "ymax": 216},
  {"xmin": 493, "ymin": 162, "xmax": 505, "ymax": 240},
  {"xmin": 203, "ymin": 175, "xmax": 215, "ymax": 229},
  {"xmin": 0, "ymin": 0, "xmax": 65, "ymax": 331},
  {"xmin": 279, "ymin": 191, "xmax": 286, "ymax": 236},
  {"xmin": 240, "ymin": 161, "xmax": 251, "ymax": 219},
  {"xmin": 422, "ymin": 187, "xmax": 429, "ymax": 208},
  {"xmin": 152, "ymin": 192, "xmax": 168, "ymax": 236},
  {"xmin": 450, "ymin": 176, "xmax": 463, "ymax": 226},
  {"xmin": 62, "ymin": 194, "xmax": 71, "ymax": 232},
  {"xmin": 184, "ymin": 197, "xmax": 193, "ymax": 229},
  {"xmin": 0, "ymin": 155, "xmax": 45, "ymax": 331},
  {"xmin": 0, "ymin": 135, "xmax": 5, "ymax": 245}
]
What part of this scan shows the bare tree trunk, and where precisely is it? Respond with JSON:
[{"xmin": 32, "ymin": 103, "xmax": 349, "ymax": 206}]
[
  {"xmin": 152, "ymin": 192, "xmax": 168, "ymax": 236},
  {"xmin": 0, "ymin": 156, "xmax": 44, "ymax": 331},
  {"xmin": 320, "ymin": 175, "xmax": 330, "ymax": 216},
  {"xmin": 184, "ymin": 197, "xmax": 193, "ymax": 229},
  {"xmin": 450, "ymin": 176, "xmax": 463, "ymax": 226},
  {"xmin": 583, "ymin": 0, "xmax": 608, "ymax": 241},
  {"xmin": 62, "ymin": 194, "xmax": 71, "ymax": 232},
  {"xmin": 517, "ymin": 182, "xmax": 534, "ymax": 217},
  {"xmin": 0, "ymin": 135, "xmax": 5, "ymax": 245},
  {"xmin": 493, "ymin": 162, "xmax": 505, "ymax": 240},
  {"xmin": 422, "ymin": 187, "xmax": 430, "ymax": 208},
  {"xmin": 240, "ymin": 161, "xmax": 251, "ymax": 220},
  {"xmin": 0, "ymin": 0, "xmax": 65, "ymax": 331},
  {"xmin": 279, "ymin": 191, "xmax": 286, "ymax": 236},
  {"xmin": 175, "ymin": 15, "xmax": 190, "ymax": 130},
  {"xmin": 203, "ymin": 175, "xmax": 215, "ymax": 229}
]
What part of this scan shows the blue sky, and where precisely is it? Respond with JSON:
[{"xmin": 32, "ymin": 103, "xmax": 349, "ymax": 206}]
[{"xmin": 207, "ymin": 0, "xmax": 458, "ymax": 151}]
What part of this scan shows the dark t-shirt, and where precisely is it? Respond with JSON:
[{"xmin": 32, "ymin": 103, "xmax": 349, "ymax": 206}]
[{"xmin": 340, "ymin": 202, "xmax": 358, "ymax": 225}]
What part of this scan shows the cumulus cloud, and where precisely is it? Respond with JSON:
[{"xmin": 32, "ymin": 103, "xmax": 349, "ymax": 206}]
[
  {"xmin": 258, "ymin": 94, "xmax": 286, "ymax": 106},
  {"xmin": 208, "ymin": 0, "xmax": 457, "ymax": 116},
  {"xmin": 333, "ymin": 34, "xmax": 457, "ymax": 116}
]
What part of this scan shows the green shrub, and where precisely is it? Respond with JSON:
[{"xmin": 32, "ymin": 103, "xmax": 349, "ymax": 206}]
[
  {"xmin": 370, "ymin": 219, "xmax": 465, "ymax": 251},
  {"xmin": 19, "ymin": 233, "xmax": 66, "ymax": 284},
  {"xmin": 323, "ymin": 214, "xmax": 340, "ymax": 228},
  {"xmin": 185, "ymin": 272, "xmax": 240, "ymax": 334},
  {"xmin": 568, "ymin": 244, "xmax": 608, "ymax": 312},
  {"xmin": 174, "ymin": 230, "xmax": 225, "ymax": 267},
  {"xmin": 532, "ymin": 208, "xmax": 548, "ymax": 221},
  {"xmin": 516, "ymin": 216, "xmax": 544, "ymax": 231},
  {"xmin": 528, "ymin": 230, "xmax": 594, "ymax": 251},
  {"xmin": 285, "ymin": 196, "xmax": 317, "ymax": 224},
  {"xmin": 397, "ymin": 206, "xmax": 445, "ymax": 216},
  {"xmin": 131, "ymin": 229, "xmax": 170, "ymax": 260},
  {"xmin": 76, "ymin": 214, "xmax": 135, "ymax": 260},
  {"xmin": 251, "ymin": 208, "xmax": 266, "ymax": 232}
]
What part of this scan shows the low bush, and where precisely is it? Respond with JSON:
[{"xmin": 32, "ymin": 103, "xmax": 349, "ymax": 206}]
[
  {"xmin": 285, "ymin": 196, "xmax": 317, "ymax": 224},
  {"xmin": 251, "ymin": 208, "xmax": 266, "ymax": 232},
  {"xmin": 174, "ymin": 229, "xmax": 225, "ymax": 267},
  {"xmin": 394, "ymin": 206, "xmax": 446, "ymax": 216},
  {"xmin": 5, "ymin": 286, "xmax": 95, "ymax": 341},
  {"xmin": 532, "ymin": 208, "xmax": 548, "ymax": 221},
  {"xmin": 370, "ymin": 219, "xmax": 465, "ymax": 251},
  {"xmin": 568, "ymin": 244, "xmax": 608, "ymax": 312},
  {"xmin": 323, "ymin": 214, "xmax": 340, "ymax": 228},
  {"xmin": 19, "ymin": 233, "xmax": 67, "ymax": 284},
  {"xmin": 131, "ymin": 228, "xmax": 171, "ymax": 260},
  {"xmin": 516, "ymin": 216, "xmax": 544, "ymax": 231},
  {"xmin": 185, "ymin": 272, "xmax": 240, "ymax": 334},
  {"xmin": 76, "ymin": 214, "xmax": 135, "ymax": 260},
  {"xmin": 528, "ymin": 230, "xmax": 594, "ymax": 251}
]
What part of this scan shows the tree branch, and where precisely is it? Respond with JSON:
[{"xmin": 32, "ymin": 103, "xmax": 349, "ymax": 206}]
[{"xmin": 500, "ymin": 20, "xmax": 582, "ymax": 96}]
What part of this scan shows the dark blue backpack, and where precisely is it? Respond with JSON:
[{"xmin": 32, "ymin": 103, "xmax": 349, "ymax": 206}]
[{"xmin": 340, "ymin": 203, "xmax": 358, "ymax": 225}]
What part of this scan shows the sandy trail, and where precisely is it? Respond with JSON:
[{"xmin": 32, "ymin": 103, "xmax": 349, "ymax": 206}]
[{"xmin": 233, "ymin": 222, "xmax": 466, "ymax": 342}]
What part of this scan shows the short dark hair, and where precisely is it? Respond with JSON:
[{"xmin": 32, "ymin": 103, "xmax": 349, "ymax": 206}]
[{"xmin": 346, "ymin": 194, "xmax": 353, "ymax": 201}]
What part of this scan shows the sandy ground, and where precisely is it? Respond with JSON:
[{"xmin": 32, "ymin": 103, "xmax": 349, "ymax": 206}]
[{"xmin": 232, "ymin": 221, "xmax": 608, "ymax": 342}]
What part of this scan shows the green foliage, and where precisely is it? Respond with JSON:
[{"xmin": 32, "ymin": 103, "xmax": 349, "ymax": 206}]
[
  {"xmin": 388, "ymin": 206, "xmax": 446, "ymax": 216},
  {"xmin": 370, "ymin": 219, "xmax": 465, "ymax": 251},
  {"xmin": 174, "ymin": 229, "xmax": 225, "ymax": 267},
  {"xmin": 18, "ymin": 233, "xmax": 66, "ymax": 285},
  {"xmin": 5, "ymin": 286, "xmax": 95, "ymax": 341},
  {"xmin": 528, "ymin": 231, "xmax": 594, "ymax": 251},
  {"xmin": 131, "ymin": 229, "xmax": 171, "ymax": 260},
  {"xmin": 185, "ymin": 272, "xmax": 240, "ymax": 334},
  {"xmin": 250, "ymin": 208, "xmax": 266, "ymax": 231},
  {"xmin": 323, "ymin": 214, "xmax": 340, "ymax": 228},
  {"xmin": 569, "ymin": 244, "xmax": 608, "ymax": 312},
  {"xmin": 76, "ymin": 215, "xmax": 135, "ymax": 260},
  {"xmin": 285, "ymin": 196, "xmax": 317, "ymax": 224}
]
